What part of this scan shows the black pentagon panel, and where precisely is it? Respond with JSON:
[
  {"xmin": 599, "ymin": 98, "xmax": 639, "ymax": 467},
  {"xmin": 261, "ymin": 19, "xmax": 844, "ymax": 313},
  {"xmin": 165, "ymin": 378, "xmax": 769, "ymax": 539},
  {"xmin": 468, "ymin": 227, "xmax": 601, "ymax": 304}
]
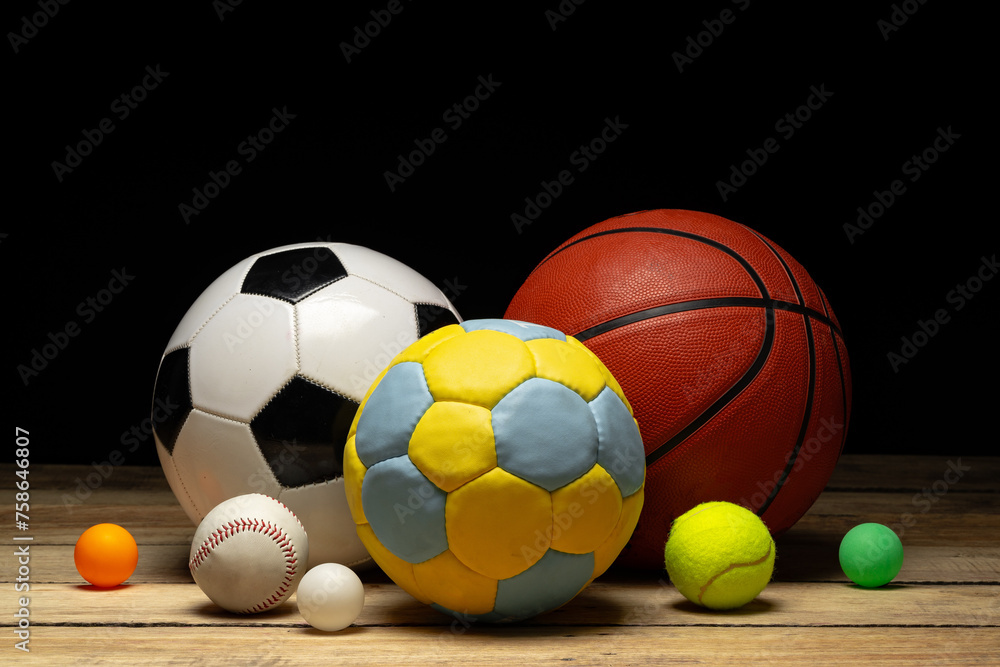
[
  {"xmin": 241, "ymin": 246, "xmax": 348, "ymax": 304},
  {"xmin": 415, "ymin": 302, "xmax": 461, "ymax": 339},
  {"xmin": 250, "ymin": 375, "xmax": 358, "ymax": 487},
  {"xmin": 151, "ymin": 347, "xmax": 194, "ymax": 455}
]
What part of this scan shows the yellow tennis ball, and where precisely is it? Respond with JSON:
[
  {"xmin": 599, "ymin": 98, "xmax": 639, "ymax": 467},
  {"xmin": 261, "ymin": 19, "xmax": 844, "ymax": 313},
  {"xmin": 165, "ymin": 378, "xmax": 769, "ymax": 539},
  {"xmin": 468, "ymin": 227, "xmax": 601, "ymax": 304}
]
[{"xmin": 663, "ymin": 501, "xmax": 775, "ymax": 610}]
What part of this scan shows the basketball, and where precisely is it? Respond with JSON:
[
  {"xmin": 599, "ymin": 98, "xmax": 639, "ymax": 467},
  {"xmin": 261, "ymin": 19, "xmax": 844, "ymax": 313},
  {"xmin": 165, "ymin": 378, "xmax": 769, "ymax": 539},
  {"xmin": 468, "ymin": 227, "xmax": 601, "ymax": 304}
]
[{"xmin": 505, "ymin": 209, "xmax": 851, "ymax": 569}]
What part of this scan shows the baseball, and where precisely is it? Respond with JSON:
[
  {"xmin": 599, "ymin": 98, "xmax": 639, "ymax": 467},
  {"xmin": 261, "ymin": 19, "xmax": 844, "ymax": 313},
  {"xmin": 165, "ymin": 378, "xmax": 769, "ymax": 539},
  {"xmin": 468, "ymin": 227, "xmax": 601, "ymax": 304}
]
[{"xmin": 189, "ymin": 493, "xmax": 309, "ymax": 614}]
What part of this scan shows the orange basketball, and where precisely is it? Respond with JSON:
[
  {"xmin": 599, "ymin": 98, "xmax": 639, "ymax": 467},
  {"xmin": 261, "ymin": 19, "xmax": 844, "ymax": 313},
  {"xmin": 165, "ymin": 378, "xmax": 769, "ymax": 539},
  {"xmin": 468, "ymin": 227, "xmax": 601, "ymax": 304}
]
[{"xmin": 505, "ymin": 209, "xmax": 852, "ymax": 569}]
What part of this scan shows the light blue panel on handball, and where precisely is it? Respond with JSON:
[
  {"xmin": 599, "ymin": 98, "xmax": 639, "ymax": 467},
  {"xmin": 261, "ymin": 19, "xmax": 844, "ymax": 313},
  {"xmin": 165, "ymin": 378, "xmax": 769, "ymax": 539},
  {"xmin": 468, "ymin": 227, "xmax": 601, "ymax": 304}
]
[
  {"xmin": 589, "ymin": 386, "xmax": 645, "ymax": 497},
  {"xmin": 492, "ymin": 377, "xmax": 598, "ymax": 491},
  {"xmin": 354, "ymin": 362, "xmax": 433, "ymax": 468},
  {"xmin": 461, "ymin": 318, "xmax": 566, "ymax": 342},
  {"xmin": 361, "ymin": 455, "xmax": 448, "ymax": 564},
  {"xmin": 494, "ymin": 549, "xmax": 595, "ymax": 620}
]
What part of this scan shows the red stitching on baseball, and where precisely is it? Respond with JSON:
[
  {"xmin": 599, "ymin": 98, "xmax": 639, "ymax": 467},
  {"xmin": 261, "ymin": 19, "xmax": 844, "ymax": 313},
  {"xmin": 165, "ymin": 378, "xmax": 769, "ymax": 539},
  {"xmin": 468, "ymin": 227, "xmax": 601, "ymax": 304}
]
[{"xmin": 189, "ymin": 515, "xmax": 300, "ymax": 614}]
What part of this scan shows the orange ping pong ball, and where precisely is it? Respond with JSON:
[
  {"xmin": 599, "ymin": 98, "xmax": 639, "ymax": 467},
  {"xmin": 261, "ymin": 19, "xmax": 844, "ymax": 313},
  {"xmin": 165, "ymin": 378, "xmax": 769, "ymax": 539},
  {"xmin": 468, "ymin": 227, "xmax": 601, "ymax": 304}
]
[{"xmin": 74, "ymin": 523, "xmax": 138, "ymax": 587}]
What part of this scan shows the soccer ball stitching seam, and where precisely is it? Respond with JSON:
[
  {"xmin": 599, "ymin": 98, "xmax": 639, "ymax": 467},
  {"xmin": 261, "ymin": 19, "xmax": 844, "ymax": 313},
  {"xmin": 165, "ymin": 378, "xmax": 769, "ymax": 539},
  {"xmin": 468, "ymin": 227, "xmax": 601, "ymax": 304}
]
[
  {"xmin": 292, "ymin": 372, "xmax": 357, "ymax": 404},
  {"xmin": 290, "ymin": 300, "xmax": 302, "ymax": 370},
  {"xmin": 187, "ymin": 405, "xmax": 255, "ymax": 427},
  {"xmin": 187, "ymin": 292, "xmax": 239, "ymax": 346},
  {"xmin": 353, "ymin": 273, "xmax": 447, "ymax": 308},
  {"xmin": 412, "ymin": 301, "xmax": 457, "ymax": 331},
  {"xmin": 244, "ymin": 373, "xmax": 301, "ymax": 424},
  {"xmin": 159, "ymin": 413, "xmax": 201, "ymax": 512}
]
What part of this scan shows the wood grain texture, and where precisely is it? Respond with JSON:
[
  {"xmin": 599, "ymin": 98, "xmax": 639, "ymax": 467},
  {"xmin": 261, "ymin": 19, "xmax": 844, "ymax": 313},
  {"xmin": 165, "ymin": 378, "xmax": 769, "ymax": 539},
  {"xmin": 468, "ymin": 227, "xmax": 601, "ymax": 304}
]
[{"xmin": 1, "ymin": 455, "xmax": 997, "ymax": 665}]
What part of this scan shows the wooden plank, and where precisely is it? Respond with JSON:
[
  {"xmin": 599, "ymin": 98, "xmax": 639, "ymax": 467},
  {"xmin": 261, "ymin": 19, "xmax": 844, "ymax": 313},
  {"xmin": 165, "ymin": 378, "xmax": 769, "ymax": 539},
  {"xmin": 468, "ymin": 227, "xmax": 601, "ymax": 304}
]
[
  {"xmin": 788, "ymin": 511, "xmax": 1000, "ymax": 547},
  {"xmin": 7, "ymin": 581, "xmax": 998, "ymax": 628},
  {"xmin": 772, "ymin": 543, "xmax": 1000, "ymax": 583},
  {"xmin": 3, "ymin": 460, "xmax": 998, "ymax": 665},
  {"xmin": 825, "ymin": 456, "xmax": 999, "ymax": 492},
  {"xmin": 17, "ymin": 626, "xmax": 1000, "ymax": 665},
  {"xmin": 27, "ymin": 487, "xmax": 180, "ymax": 507},
  {"xmin": 12, "ymin": 489, "xmax": 998, "ymax": 545},
  {"xmin": 810, "ymin": 490, "xmax": 1000, "ymax": 515},
  {"xmin": 0, "ymin": 463, "xmax": 170, "ymax": 490},
  {"xmin": 4, "ymin": 542, "xmax": 998, "ymax": 586},
  {"xmin": 1, "ymin": 505, "xmax": 193, "ymax": 545}
]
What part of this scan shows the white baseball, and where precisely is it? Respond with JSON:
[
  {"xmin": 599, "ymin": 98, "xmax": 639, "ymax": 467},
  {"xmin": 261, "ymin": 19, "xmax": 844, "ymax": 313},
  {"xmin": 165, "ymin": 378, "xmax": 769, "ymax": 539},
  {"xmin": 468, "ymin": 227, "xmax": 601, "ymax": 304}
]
[{"xmin": 189, "ymin": 493, "xmax": 309, "ymax": 613}]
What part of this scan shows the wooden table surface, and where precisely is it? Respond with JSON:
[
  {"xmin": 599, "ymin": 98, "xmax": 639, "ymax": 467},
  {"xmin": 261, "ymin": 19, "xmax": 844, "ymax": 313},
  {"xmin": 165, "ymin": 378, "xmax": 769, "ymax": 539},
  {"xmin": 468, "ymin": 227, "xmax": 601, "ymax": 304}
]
[{"xmin": 2, "ymin": 455, "xmax": 997, "ymax": 665}]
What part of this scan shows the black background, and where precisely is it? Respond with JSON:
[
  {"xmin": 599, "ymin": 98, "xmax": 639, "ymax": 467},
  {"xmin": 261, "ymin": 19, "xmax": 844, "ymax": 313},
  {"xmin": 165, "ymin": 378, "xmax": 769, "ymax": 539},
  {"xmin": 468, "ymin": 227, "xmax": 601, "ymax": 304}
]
[{"xmin": 7, "ymin": 1, "xmax": 994, "ymax": 466}]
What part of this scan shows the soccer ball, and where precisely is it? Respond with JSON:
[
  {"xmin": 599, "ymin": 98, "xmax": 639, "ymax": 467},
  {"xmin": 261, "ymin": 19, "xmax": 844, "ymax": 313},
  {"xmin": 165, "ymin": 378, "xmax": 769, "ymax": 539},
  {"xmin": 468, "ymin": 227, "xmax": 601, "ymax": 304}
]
[
  {"xmin": 343, "ymin": 319, "xmax": 645, "ymax": 622},
  {"xmin": 151, "ymin": 242, "xmax": 461, "ymax": 569}
]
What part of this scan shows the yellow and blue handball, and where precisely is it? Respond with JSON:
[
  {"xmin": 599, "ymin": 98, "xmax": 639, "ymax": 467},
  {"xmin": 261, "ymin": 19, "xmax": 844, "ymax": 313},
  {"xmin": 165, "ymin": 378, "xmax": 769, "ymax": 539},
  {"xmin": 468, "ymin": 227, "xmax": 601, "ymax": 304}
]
[{"xmin": 344, "ymin": 319, "xmax": 645, "ymax": 622}]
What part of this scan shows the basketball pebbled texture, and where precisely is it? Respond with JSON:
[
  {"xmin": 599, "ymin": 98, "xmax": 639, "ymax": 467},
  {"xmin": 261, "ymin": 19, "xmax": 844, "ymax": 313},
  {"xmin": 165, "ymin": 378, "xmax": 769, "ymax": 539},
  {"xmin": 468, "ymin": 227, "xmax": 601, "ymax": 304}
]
[{"xmin": 505, "ymin": 209, "xmax": 852, "ymax": 569}]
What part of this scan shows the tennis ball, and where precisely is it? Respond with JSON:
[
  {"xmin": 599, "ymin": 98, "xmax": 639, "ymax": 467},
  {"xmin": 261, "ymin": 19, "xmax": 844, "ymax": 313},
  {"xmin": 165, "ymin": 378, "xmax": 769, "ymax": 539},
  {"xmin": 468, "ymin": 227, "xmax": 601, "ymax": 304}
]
[
  {"xmin": 663, "ymin": 501, "xmax": 775, "ymax": 610},
  {"xmin": 838, "ymin": 523, "xmax": 904, "ymax": 588}
]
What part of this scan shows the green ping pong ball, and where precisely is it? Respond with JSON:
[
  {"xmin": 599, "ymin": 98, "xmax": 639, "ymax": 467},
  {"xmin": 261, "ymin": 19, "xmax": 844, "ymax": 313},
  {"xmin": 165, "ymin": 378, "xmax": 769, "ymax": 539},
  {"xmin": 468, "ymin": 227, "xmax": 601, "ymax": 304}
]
[{"xmin": 838, "ymin": 523, "xmax": 904, "ymax": 588}]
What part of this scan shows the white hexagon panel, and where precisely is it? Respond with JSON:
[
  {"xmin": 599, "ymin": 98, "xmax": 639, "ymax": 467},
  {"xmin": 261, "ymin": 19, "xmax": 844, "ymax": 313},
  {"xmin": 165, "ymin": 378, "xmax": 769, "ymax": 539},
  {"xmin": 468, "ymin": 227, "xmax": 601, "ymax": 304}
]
[{"xmin": 151, "ymin": 243, "xmax": 461, "ymax": 569}]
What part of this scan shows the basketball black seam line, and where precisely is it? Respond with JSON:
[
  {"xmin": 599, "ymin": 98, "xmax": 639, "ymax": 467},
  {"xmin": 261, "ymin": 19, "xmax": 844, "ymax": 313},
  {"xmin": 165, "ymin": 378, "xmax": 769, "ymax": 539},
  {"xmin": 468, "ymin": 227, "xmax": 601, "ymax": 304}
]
[
  {"xmin": 572, "ymin": 296, "xmax": 842, "ymax": 341},
  {"xmin": 820, "ymin": 288, "xmax": 852, "ymax": 459},
  {"xmin": 560, "ymin": 229, "xmax": 778, "ymax": 469},
  {"xmin": 560, "ymin": 225, "xmax": 842, "ymax": 338},
  {"xmin": 534, "ymin": 227, "xmax": 769, "ymax": 290},
  {"xmin": 553, "ymin": 226, "xmax": 775, "ymax": 468},
  {"xmin": 532, "ymin": 224, "xmax": 836, "ymax": 320},
  {"xmin": 749, "ymin": 229, "xmax": 816, "ymax": 516},
  {"xmin": 644, "ymin": 305, "xmax": 776, "ymax": 469},
  {"xmin": 548, "ymin": 225, "xmax": 842, "ymax": 503}
]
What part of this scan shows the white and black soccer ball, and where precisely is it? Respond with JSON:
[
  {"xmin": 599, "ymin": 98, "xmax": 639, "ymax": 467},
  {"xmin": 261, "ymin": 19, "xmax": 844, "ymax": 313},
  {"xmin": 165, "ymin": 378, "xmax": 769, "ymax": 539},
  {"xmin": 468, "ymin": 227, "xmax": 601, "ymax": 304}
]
[{"xmin": 151, "ymin": 242, "xmax": 461, "ymax": 569}]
